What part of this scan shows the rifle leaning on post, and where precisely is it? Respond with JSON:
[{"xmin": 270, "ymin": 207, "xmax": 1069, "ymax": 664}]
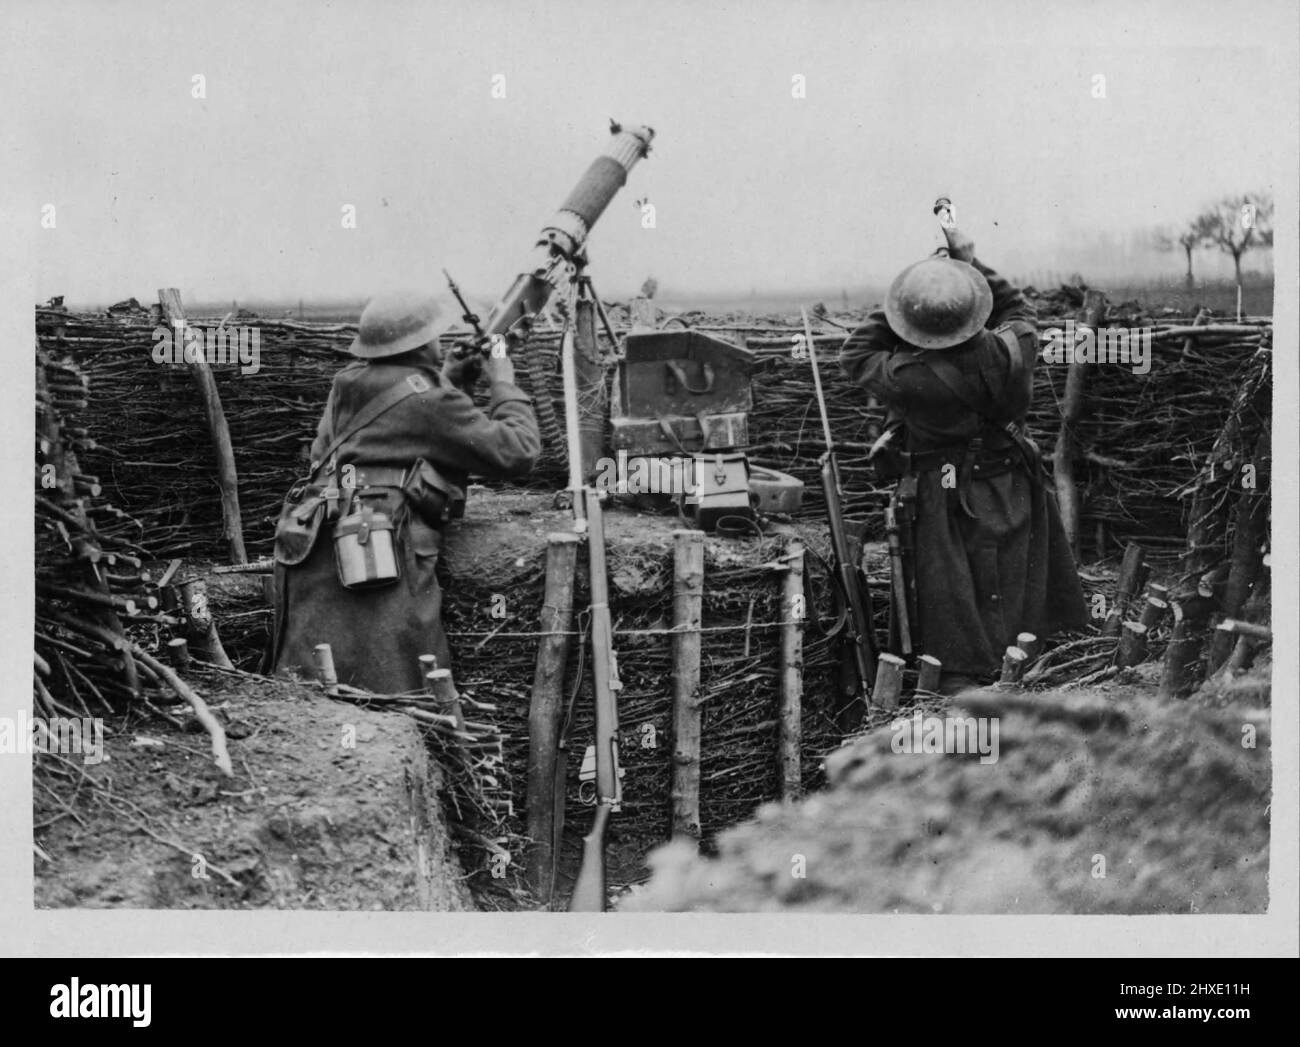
[
  {"xmin": 802, "ymin": 307, "xmax": 878, "ymax": 730},
  {"xmin": 562, "ymin": 310, "xmax": 623, "ymax": 913}
]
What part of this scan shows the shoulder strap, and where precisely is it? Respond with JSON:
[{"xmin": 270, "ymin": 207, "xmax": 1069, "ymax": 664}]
[
  {"xmin": 311, "ymin": 372, "xmax": 434, "ymax": 474},
  {"xmin": 922, "ymin": 331, "xmax": 1024, "ymax": 426},
  {"xmin": 919, "ymin": 350, "xmax": 991, "ymax": 418}
]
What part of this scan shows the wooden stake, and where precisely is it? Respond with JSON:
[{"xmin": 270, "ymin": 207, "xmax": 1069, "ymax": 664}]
[
  {"xmin": 1016, "ymin": 632, "xmax": 1041, "ymax": 661},
  {"xmin": 427, "ymin": 668, "xmax": 465, "ymax": 730},
  {"xmin": 916, "ymin": 654, "xmax": 942, "ymax": 694},
  {"xmin": 999, "ymin": 646, "xmax": 1028, "ymax": 685},
  {"xmin": 1139, "ymin": 597, "xmax": 1168, "ymax": 631},
  {"xmin": 526, "ymin": 531, "xmax": 580, "ymax": 900},
  {"xmin": 158, "ymin": 288, "xmax": 247, "ymax": 563},
  {"xmin": 167, "ymin": 637, "xmax": 190, "ymax": 670},
  {"xmin": 873, "ymin": 653, "xmax": 905, "ymax": 711},
  {"xmin": 1104, "ymin": 542, "xmax": 1146, "ymax": 637},
  {"xmin": 180, "ymin": 579, "xmax": 234, "ymax": 668},
  {"xmin": 1217, "ymin": 619, "xmax": 1272, "ymax": 642},
  {"xmin": 1206, "ymin": 451, "xmax": 1269, "ymax": 674},
  {"xmin": 1115, "ymin": 621, "xmax": 1149, "ymax": 668},
  {"xmin": 1158, "ymin": 604, "xmax": 1201, "ymax": 700},
  {"xmin": 778, "ymin": 539, "xmax": 805, "ymax": 802},
  {"xmin": 1221, "ymin": 635, "xmax": 1261, "ymax": 677},
  {"xmin": 1052, "ymin": 289, "xmax": 1105, "ymax": 558},
  {"xmin": 313, "ymin": 642, "xmax": 338, "ymax": 694},
  {"xmin": 671, "ymin": 530, "xmax": 705, "ymax": 842}
]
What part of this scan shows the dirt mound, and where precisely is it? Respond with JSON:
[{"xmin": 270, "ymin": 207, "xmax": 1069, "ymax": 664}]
[
  {"xmin": 34, "ymin": 673, "xmax": 470, "ymax": 910},
  {"xmin": 623, "ymin": 665, "xmax": 1270, "ymax": 913}
]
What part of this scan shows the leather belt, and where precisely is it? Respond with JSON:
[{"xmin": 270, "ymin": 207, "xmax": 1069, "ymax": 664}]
[{"xmin": 890, "ymin": 445, "xmax": 1018, "ymax": 478}]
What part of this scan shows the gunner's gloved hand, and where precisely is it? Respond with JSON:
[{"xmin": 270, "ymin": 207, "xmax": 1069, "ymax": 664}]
[{"xmin": 441, "ymin": 352, "xmax": 484, "ymax": 393}]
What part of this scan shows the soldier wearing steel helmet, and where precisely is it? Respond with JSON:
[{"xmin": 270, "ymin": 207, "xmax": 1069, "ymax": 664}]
[
  {"xmin": 269, "ymin": 290, "xmax": 541, "ymax": 693},
  {"xmin": 840, "ymin": 222, "xmax": 1086, "ymax": 694}
]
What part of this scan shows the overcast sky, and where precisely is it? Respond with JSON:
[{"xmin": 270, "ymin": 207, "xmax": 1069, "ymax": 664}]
[{"xmin": 5, "ymin": 0, "xmax": 1292, "ymax": 306}]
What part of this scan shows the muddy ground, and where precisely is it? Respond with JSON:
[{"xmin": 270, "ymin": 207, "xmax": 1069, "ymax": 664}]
[
  {"xmin": 624, "ymin": 660, "xmax": 1271, "ymax": 913},
  {"xmin": 34, "ymin": 672, "xmax": 470, "ymax": 910}
]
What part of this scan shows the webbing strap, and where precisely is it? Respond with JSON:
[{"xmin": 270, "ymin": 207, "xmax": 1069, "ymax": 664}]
[
  {"xmin": 310, "ymin": 372, "xmax": 433, "ymax": 476},
  {"xmin": 919, "ymin": 331, "xmax": 1039, "ymax": 482}
]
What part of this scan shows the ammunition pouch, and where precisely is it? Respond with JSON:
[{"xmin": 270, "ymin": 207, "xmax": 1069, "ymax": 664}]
[
  {"xmin": 273, "ymin": 481, "xmax": 330, "ymax": 567},
  {"xmin": 401, "ymin": 457, "xmax": 466, "ymax": 528}
]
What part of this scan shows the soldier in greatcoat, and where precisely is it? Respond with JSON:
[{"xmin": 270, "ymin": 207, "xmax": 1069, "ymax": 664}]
[
  {"xmin": 840, "ymin": 230, "xmax": 1087, "ymax": 693},
  {"xmin": 270, "ymin": 290, "xmax": 541, "ymax": 693}
]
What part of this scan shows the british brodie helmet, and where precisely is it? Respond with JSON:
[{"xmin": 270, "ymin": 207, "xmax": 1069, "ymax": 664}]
[
  {"xmin": 885, "ymin": 256, "xmax": 993, "ymax": 351},
  {"xmin": 349, "ymin": 290, "xmax": 455, "ymax": 359}
]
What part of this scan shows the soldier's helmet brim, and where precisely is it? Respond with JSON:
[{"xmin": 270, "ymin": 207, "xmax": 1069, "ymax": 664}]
[
  {"xmin": 349, "ymin": 290, "xmax": 458, "ymax": 359},
  {"xmin": 884, "ymin": 257, "xmax": 994, "ymax": 351}
]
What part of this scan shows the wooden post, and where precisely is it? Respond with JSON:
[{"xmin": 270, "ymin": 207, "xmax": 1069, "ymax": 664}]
[
  {"xmin": 1104, "ymin": 542, "xmax": 1147, "ymax": 637},
  {"xmin": 526, "ymin": 532, "xmax": 580, "ymax": 900},
  {"xmin": 778, "ymin": 539, "xmax": 805, "ymax": 802},
  {"xmin": 1139, "ymin": 597, "xmax": 1168, "ymax": 632},
  {"xmin": 1217, "ymin": 619, "xmax": 1272, "ymax": 643},
  {"xmin": 1205, "ymin": 445, "xmax": 1269, "ymax": 674},
  {"xmin": 1146, "ymin": 582, "xmax": 1169, "ymax": 603},
  {"xmin": 427, "ymin": 668, "xmax": 465, "ymax": 730},
  {"xmin": 1016, "ymin": 632, "xmax": 1041, "ymax": 662},
  {"xmin": 158, "ymin": 288, "xmax": 247, "ymax": 563},
  {"xmin": 873, "ymin": 654, "xmax": 905, "ymax": 712},
  {"xmin": 999, "ymin": 646, "xmax": 1028, "ymax": 685},
  {"xmin": 313, "ymin": 642, "xmax": 338, "ymax": 695},
  {"xmin": 671, "ymin": 530, "xmax": 705, "ymax": 842},
  {"xmin": 180, "ymin": 579, "xmax": 233, "ymax": 668},
  {"xmin": 167, "ymin": 637, "xmax": 191, "ymax": 670},
  {"xmin": 916, "ymin": 654, "xmax": 942, "ymax": 693},
  {"xmin": 1052, "ymin": 289, "xmax": 1105, "ymax": 559},
  {"xmin": 1223, "ymin": 637, "xmax": 1258, "ymax": 676},
  {"xmin": 1115, "ymin": 621, "xmax": 1149, "ymax": 668},
  {"xmin": 1158, "ymin": 604, "xmax": 1201, "ymax": 700},
  {"xmin": 1206, "ymin": 620, "xmax": 1271, "ymax": 684}
]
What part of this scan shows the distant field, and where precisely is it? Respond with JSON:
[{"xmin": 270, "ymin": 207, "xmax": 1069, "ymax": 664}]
[
  {"xmin": 170, "ymin": 275, "xmax": 1274, "ymax": 323},
  {"xmin": 1093, "ymin": 281, "xmax": 1273, "ymax": 317}
]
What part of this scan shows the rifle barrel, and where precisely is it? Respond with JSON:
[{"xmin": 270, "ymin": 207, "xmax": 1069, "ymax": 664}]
[{"xmin": 801, "ymin": 307, "xmax": 837, "ymax": 454}]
